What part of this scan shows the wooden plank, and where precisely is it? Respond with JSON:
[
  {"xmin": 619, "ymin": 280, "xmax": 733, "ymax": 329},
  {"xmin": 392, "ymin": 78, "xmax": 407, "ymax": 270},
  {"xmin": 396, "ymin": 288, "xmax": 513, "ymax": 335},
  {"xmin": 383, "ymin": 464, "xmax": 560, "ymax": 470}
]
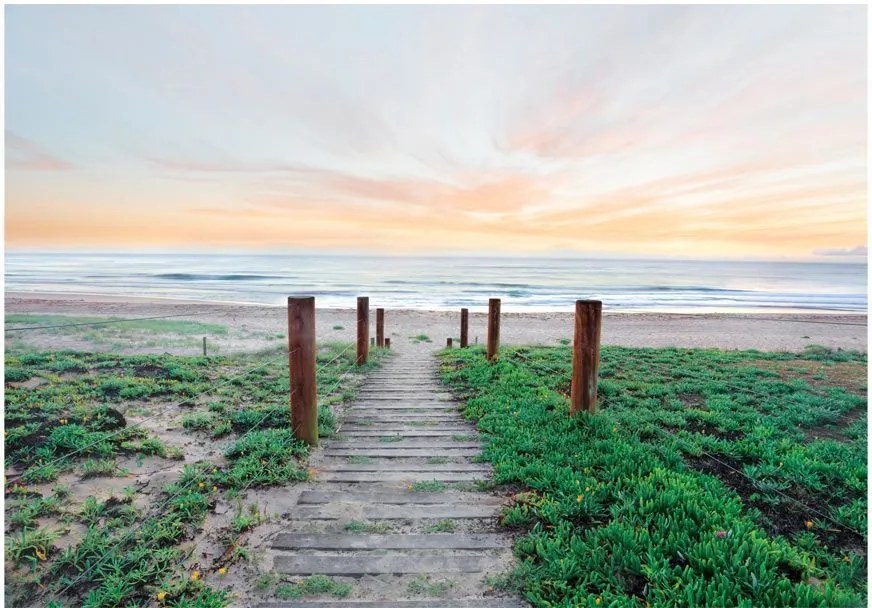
[
  {"xmin": 298, "ymin": 490, "xmax": 505, "ymax": 505},
  {"xmin": 257, "ymin": 599, "xmax": 528, "ymax": 608},
  {"xmin": 317, "ymin": 471, "xmax": 488, "ymax": 482},
  {"xmin": 327, "ymin": 441, "xmax": 481, "ymax": 449},
  {"xmin": 273, "ymin": 554, "xmax": 505, "ymax": 575},
  {"xmin": 287, "ymin": 504, "xmax": 498, "ymax": 520},
  {"xmin": 273, "ymin": 533, "xmax": 509, "ymax": 550},
  {"xmin": 323, "ymin": 448, "xmax": 480, "ymax": 457},
  {"xmin": 324, "ymin": 463, "xmax": 489, "ymax": 472}
]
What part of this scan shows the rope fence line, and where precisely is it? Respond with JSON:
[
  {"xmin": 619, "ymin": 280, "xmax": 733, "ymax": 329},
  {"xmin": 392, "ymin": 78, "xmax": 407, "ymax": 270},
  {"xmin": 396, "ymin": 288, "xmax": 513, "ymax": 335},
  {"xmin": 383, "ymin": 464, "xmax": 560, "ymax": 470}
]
[{"xmin": 315, "ymin": 341, "xmax": 356, "ymax": 374}]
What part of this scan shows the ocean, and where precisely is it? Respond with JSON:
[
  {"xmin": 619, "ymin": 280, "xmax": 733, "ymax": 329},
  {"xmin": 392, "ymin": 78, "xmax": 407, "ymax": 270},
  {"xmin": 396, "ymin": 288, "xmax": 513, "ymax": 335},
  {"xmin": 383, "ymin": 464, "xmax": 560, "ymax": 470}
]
[{"xmin": 4, "ymin": 253, "xmax": 867, "ymax": 313}]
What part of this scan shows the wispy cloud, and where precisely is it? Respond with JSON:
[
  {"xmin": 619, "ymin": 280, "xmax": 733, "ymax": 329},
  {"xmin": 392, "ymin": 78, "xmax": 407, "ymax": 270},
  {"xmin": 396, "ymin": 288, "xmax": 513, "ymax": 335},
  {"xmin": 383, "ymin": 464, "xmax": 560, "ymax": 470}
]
[
  {"xmin": 3, "ymin": 5, "xmax": 867, "ymax": 256},
  {"xmin": 814, "ymin": 246, "xmax": 868, "ymax": 257},
  {"xmin": 6, "ymin": 131, "xmax": 72, "ymax": 171}
]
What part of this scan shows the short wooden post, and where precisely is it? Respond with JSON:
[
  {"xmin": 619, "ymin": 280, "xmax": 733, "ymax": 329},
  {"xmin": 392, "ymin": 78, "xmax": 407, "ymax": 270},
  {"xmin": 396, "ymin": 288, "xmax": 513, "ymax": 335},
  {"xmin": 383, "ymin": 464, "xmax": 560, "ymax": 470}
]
[
  {"xmin": 288, "ymin": 297, "xmax": 318, "ymax": 446},
  {"xmin": 385, "ymin": 337, "xmax": 391, "ymax": 349},
  {"xmin": 460, "ymin": 308, "xmax": 469, "ymax": 348},
  {"xmin": 357, "ymin": 296, "xmax": 369, "ymax": 366},
  {"xmin": 376, "ymin": 308, "xmax": 385, "ymax": 347},
  {"xmin": 371, "ymin": 337, "xmax": 375, "ymax": 346},
  {"xmin": 202, "ymin": 337, "xmax": 207, "ymax": 356},
  {"xmin": 487, "ymin": 298, "xmax": 500, "ymax": 361},
  {"xmin": 446, "ymin": 337, "xmax": 453, "ymax": 348},
  {"xmin": 570, "ymin": 300, "xmax": 602, "ymax": 415}
]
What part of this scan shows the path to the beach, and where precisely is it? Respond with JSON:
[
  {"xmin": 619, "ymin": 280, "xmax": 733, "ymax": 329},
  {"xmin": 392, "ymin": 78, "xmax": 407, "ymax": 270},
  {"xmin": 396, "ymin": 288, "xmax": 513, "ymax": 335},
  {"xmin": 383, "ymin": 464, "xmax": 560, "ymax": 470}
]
[{"xmin": 257, "ymin": 346, "xmax": 524, "ymax": 607}]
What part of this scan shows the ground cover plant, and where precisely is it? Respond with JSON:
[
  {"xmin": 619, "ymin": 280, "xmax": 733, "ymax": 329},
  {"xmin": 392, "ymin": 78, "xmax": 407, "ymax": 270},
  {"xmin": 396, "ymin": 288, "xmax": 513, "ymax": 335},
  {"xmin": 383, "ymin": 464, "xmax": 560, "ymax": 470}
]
[
  {"xmin": 5, "ymin": 340, "xmax": 388, "ymax": 607},
  {"xmin": 440, "ymin": 344, "xmax": 867, "ymax": 607}
]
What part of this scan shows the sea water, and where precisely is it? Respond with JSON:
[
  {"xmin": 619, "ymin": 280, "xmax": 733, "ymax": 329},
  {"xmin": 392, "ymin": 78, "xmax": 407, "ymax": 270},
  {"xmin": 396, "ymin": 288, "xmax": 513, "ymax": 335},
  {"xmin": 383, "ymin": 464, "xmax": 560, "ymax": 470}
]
[{"xmin": 4, "ymin": 252, "xmax": 867, "ymax": 313}]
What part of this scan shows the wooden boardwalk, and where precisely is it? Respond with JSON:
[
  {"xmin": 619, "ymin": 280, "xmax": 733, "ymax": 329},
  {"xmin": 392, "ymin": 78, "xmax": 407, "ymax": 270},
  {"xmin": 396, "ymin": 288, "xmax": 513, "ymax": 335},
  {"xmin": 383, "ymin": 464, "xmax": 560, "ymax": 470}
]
[{"xmin": 258, "ymin": 348, "xmax": 524, "ymax": 607}]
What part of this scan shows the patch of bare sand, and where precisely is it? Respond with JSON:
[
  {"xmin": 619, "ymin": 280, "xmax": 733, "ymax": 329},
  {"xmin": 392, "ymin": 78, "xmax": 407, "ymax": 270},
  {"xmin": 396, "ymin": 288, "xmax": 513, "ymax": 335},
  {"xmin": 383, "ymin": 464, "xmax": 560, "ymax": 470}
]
[{"xmin": 6, "ymin": 293, "xmax": 868, "ymax": 353}]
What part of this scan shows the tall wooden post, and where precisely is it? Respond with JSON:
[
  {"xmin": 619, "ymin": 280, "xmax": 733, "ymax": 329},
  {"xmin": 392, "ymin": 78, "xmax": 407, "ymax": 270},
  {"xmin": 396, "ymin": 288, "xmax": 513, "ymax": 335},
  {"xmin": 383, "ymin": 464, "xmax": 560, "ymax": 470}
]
[
  {"xmin": 376, "ymin": 308, "xmax": 385, "ymax": 347},
  {"xmin": 288, "ymin": 297, "xmax": 318, "ymax": 446},
  {"xmin": 357, "ymin": 296, "xmax": 369, "ymax": 365},
  {"xmin": 460, "ymin": 308, "xmax": 469, "ymax": 348},
  {"xmin": 486, "ymin": 298, "xmax": 501, "ymax": 362},
  {"xmin": 570, "ymin": 300, "xmax": 602, "ymax": 415}
]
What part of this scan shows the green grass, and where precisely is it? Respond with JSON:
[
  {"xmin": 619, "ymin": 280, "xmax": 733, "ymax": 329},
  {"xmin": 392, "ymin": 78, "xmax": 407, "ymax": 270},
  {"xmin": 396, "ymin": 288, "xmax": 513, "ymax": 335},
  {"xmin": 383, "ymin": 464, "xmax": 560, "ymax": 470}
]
[
  {"xmin": 274, "ymin": 575, "xmax": 352, "ymax": 599},
  {"xmin": 410, "ymin": 334, "xmax": 432, "ymax": 343},
  {"xmin": 5, "ymin": 314, "xmax": 229, "ymax": 335},
  {"xmin": 423, "ymin": 519, "xmax": 457, "ymax": 533},
  {"xmin": 440, "ymin": 344, "xmax": 867, "ymax": 607},
  {"xmin": 343, "ymin": 520, "xmax": 394, "ymax": 534},
  {"xmin": 346, "ymin": 455, "xmax": 376, "ymax": 464},
  {"xmin": 407, "ymin": 575, "xmax": 454, "ymax": 597},
  {"xmin": 378, "ymin": 435, "xmax": 404, "ymax": 443},
  {"xmin": 409, "ymin": 480, "xmax": 447, "ymax": 492},
  {"xmin": 5, "ymin": 314, "xmax": 230, "ymax": 352},
  {"xmin": 4, "ymin": 343, "xmax": 388, "ymax": 607}
]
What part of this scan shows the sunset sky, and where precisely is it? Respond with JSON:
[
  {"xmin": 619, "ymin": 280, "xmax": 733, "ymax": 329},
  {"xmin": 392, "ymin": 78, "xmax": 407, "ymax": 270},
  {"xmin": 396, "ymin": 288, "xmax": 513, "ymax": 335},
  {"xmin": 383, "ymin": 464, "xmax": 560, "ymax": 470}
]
[{"xmin": 4, "ymin": 5, "xmax": 867, "ymax": 259}]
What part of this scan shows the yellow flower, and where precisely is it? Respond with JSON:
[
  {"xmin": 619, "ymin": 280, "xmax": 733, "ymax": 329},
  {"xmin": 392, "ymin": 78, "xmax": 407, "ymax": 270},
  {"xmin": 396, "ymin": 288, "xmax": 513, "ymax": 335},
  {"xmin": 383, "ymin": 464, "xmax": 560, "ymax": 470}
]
[
  {"xmin": 585, "ymin": 487, "xmax": 590, "ymax": 492},
  {"xmin": 198, "ymin": 482, "xmax": 205, "ymax": 489},
  {"xmin": 213, "ymin": 486, "xmax": 218, "ymax": 492},
  {"xmin": 190, "ymin": 570, "xmax": 201, "ymax": 581},
  {"xmin": 34, "ymin": 547, "xmax": 47, "ymax": 561},
  {"xmin": 157, "ymin": 591, "xmax": 167, "ymax": 602},
  {"xmin": 595, "ymin": 598, "xmax": 601, "ymax": 605},
  {"xmin": 843, "ymin": 556, "xmax": 851, "ymax": 563},
  {"xmin": 805, "ymin": 520, "xmax": 813, "ymax": 529},
  {"xmin": 218, "ymin": 567, "xmax": 227, "ymax": 575},
  {"xmin": 576, "ymin": 494, "xmax": 584, "ymax": 503}
]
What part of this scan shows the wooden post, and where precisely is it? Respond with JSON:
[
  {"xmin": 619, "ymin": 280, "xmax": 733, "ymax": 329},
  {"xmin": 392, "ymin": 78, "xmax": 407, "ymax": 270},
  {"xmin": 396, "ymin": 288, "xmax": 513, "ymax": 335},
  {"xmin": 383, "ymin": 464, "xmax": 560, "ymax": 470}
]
[
  {"xmin": 202, "ymin": 337, "xmax": 207, "ymax": 356},
  {"xmin": 446, "ymin": 337, "xmax": 453, "ymax": 348},
  {"xmin": 288, "ymin": 297, "xmax": 318, "ymax": 446},
  {"xmin": 371, "ymin": 337, "xmax": 375, "ymax": 346},
  {"xmin": 486, "ymin": 298, "xmax": 500, "ymax": 361},
  {"xmin": 357, "ymin": 296, "xmax": 369, "ymax": 365},
  {"xmin": 460, "ymin": 308, "xmax": 469, "ymax": 348},
  {"xmin": 570, "ymin": 300, "xmax": 602, "ymax": 415},
  {"xmin": 385, "ymin": 337, "xmax": 391, "ymax": 349},
  {"xmin": 376, "ymin": 308, "xmax": 385, "ymax": 347}
]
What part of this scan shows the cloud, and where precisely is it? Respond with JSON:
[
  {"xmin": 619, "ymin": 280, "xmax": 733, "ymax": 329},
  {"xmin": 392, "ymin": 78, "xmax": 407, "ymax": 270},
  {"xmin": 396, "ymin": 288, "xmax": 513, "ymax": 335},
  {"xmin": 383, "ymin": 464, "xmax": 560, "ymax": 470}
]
[
  {"xmin": 813, "ymin": 245, "xmax": 867, "ymax": 257},
  {"xmin": 6, "ymin": 131, "xmax": 73, "ymax": 171}
]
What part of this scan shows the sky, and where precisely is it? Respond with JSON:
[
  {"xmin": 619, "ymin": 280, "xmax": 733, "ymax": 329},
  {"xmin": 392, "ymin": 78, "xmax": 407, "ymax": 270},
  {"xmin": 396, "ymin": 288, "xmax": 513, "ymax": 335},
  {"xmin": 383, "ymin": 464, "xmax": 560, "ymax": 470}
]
[{"xmin": 4, "ymin": 5, "xmax": 868, "ymax": 259}]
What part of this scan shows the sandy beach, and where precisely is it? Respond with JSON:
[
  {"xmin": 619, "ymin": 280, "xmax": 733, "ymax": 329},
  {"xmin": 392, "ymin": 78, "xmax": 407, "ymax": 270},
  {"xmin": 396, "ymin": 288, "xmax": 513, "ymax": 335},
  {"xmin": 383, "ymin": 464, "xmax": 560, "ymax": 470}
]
[{"xmin": 5, "ymin": 292, "xmax": 867, "ymax": 353}]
